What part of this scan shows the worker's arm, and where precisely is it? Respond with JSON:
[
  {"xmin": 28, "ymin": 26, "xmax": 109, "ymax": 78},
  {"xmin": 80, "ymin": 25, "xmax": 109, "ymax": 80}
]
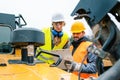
[
  {"xmin": 81, "ymin": 52, "xmax": 98, "ymax": 73},
  {"xmin": 67, "ymin": 52, "xmax": 98, "ymax": 73}
]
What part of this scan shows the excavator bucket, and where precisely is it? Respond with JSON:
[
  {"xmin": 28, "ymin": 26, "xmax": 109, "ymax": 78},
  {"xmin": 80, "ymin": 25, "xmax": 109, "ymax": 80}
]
[{"xmin": 71, "ymin": 0, "xmax": 118, "ymax": 26}]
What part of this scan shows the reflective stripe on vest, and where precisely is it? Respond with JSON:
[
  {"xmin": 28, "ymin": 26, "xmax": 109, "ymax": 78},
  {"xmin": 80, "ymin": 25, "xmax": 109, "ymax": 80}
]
[
  {"xmin": 37, "ymin": 27, "xmax": 68, "ymax": 64},
  {"xmin": 70, "ymin": 41, "xmax": 98, "ymax": 78}
]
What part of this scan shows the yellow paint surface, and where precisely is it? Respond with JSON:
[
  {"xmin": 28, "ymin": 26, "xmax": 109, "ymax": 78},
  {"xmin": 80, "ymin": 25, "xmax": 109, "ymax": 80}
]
[{"xmin": 0, "ymin": 54, "xmax": 78, "ymax": 80}]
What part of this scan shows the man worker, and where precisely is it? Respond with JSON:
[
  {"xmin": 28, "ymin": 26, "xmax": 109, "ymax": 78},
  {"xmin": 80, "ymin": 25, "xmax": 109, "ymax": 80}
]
[
  {"xmin": 67, "ymin": 21, "xmax": 98, "ymax": 79},
  {"xmin": 36, "ymin": 13, "xmax": 69, "ymax": 64}
]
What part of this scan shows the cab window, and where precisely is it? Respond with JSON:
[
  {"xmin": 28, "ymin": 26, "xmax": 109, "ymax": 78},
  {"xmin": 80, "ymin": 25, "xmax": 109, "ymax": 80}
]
[{"xmin": 0, "ymin": 26, "xmax": 13, "ymax": 54}]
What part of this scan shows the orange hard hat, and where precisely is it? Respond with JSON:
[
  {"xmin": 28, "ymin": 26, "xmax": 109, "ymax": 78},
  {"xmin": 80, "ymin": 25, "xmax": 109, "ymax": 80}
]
[{"xmin": 71, "ymin": 21, "xmax": 86, "ymax": 33}]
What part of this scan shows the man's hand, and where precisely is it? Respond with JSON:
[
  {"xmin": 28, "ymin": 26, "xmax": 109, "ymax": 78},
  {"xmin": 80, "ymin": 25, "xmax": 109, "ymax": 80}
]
[
  {"xmin": 64, "ymin": 60, "xmax": 82, "ymax": 72},
  {"xmin": 70, "ymin": 61, "xmax": 82, "ymax": 71}
]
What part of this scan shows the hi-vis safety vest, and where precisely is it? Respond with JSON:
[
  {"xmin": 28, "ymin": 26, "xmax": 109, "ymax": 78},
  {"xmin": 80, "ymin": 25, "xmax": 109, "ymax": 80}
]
[
  {"xmin": 37, "ymin": 27, "xmax": 69, "ymax": 64},
  {"xmin": 70, "ymin": 41, "xmax": 98, "ymax": 79}
]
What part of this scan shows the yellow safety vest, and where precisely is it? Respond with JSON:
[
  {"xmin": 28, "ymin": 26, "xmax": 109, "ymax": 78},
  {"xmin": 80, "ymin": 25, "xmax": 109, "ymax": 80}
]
[
  {"xmin": 70, "ymin": 41, "xmax": 98, "ymax": 78},
  {"xmin": 37, "ymin": 27, "xmax": 69, "ymax": 64}
]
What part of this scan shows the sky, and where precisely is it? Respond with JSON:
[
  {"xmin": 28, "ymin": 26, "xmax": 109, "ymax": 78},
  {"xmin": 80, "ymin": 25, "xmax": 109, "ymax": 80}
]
[
  {"xmin": 1, "ymin": 0, "xmax": 120, "ymax": 38},
  {"xmin": 0, "ymin": 0, "xmax": 94, "ymax": 37}
]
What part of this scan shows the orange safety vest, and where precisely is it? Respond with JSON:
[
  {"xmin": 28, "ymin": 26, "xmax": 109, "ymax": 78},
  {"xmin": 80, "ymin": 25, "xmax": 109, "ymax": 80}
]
[{"xmin": 70, "ymin": 41, "xmax": 98, "ymax": 78}]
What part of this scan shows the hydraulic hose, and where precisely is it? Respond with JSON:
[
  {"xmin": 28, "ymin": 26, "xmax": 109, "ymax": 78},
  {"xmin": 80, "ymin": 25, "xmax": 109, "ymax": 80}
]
[
  {"xmin": 102, "ymin": 20, "xmax": 116, "ymax": 52},
  {"xmin": 95, "ymin": 17, "xmax": 117, "ymax": 80}
]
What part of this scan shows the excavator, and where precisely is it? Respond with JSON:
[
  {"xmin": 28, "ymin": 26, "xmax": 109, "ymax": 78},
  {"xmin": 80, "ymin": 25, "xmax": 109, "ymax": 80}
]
[
  {"xmin": 1, "ymin": 0, "xmax": 120, "ymax": 80},
  {"xmin": 71, "ymin": 0, "xmax": 120, "ymax": 80},
  {"xmin": 0, "ymin": 13, "xmax": 78, "ymax": 80}
]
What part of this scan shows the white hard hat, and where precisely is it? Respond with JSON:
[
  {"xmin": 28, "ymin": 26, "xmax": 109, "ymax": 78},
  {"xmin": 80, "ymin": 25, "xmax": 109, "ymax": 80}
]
[{"xmin": 52, "ymin": 13, "xmax": 65, "ymax": 22}]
